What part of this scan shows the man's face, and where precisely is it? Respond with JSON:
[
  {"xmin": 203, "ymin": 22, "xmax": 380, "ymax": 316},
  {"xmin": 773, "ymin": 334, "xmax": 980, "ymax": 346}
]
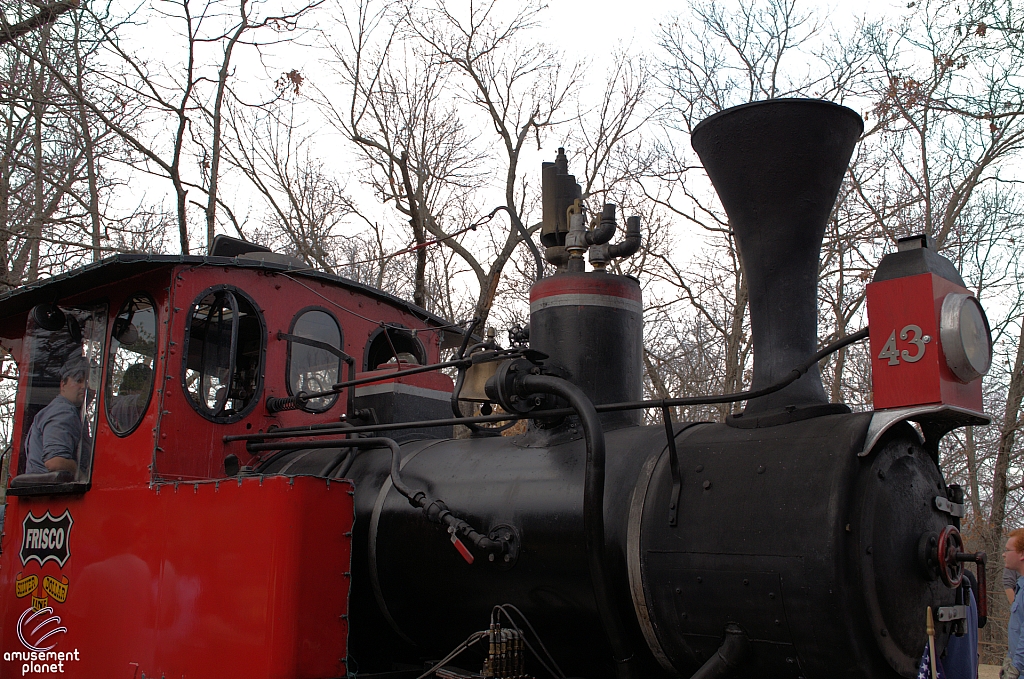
[
  {"xmin": 60, "ymin": 374, "xmax": 87, "ymax": 408},
  {"xmin": 1005, "ymin": 538, "xmax": 1023, "ymax": 572}
]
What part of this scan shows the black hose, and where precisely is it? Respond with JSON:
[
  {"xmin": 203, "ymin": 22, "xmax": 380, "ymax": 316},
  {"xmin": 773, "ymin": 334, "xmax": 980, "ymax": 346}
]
[
  {"xmin": 249, "ymin": 437, "xmax": 506, "ymax": 558},
  {"xmin": 515, "ymin": 374, "xmax": 637, "ymax": 679},
  {"xmin": 690, "ymin": 624, "xmax": 749, "ymax": 679},
  {"xmin": 226, "ymin": 327, "xmax": 871, "ymax": 445},
  {"xmin": 319, "ymin": 448, "xmax": 352, "ymax": 477}
]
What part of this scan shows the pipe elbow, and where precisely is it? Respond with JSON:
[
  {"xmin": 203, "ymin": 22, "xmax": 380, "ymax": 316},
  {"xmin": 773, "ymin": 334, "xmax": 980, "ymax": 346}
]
[
  {"xmin": 690, "ymin": 624, "xmax": 750, "ymax": 679},
  {"xmin": 607, "ymin": 216, "xmax": 641, "ymax": 259},
  {"xmin": 544, "ymin": 245, "xmax": 570, "ymax": 266},
  {"xmin": 586, "ymin": 203, "xmax": 617, "ymax": 246}
]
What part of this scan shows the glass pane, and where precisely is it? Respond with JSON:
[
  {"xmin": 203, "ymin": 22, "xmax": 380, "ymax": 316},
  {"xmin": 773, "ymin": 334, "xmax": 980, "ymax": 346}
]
[
  {"xmin": 105, "ymin": 295, "xmax": 158, "ymax": 435},
  {"xmin": 289, "ymin": 310, "xmax": 341, "ymax": 412},
  {"xmin": 185, "ymin": 292, "xmax": 235, "ymax": 416},
  {"xmin": 19, "ymin": 302, "xmax": 107, "ymax": 483},
  {"xmin": 183, "ymin": 289, "xmax": 262, "ymax": 420},
  {"xmin": 1, "ymin": 349, "xmax": 18, "ymax": 495}
]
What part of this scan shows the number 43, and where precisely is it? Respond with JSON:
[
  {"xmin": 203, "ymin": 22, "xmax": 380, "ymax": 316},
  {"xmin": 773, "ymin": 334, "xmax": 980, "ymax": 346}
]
[{"xmin": 878, "ymin": 324, "xmax": 931, "ymax": 365}]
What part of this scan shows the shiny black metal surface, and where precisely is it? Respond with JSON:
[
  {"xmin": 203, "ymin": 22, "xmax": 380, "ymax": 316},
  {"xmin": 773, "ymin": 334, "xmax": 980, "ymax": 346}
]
[
  {"xmin": 690, "ymin": 99, "xmax": 863, "ymax": 417},
  {"xmin": 637, "ymin": 415, "xmax": 956, "ymax": 678},
  {"xmin": 528, "ymin": 273, "xmax": 643, "ymax": 428}
]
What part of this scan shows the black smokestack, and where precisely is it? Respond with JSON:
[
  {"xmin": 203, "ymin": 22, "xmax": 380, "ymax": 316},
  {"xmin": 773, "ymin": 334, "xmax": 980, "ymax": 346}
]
[{"xmin": 690, "ymin": 99, "xmax": 863, "ymax": 416}]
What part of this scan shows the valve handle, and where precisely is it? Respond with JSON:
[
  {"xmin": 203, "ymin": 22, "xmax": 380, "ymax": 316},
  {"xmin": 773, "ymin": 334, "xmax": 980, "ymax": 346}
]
[{"xmin": 936, "ymin": 525, "xmax": 964, "ymax": 588}]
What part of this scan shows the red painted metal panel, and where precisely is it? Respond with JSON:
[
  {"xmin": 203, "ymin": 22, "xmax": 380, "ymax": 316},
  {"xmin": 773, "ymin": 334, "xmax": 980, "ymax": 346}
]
[
  {"xmin": 355, "ymin": 365, "xmax": 455, "ymax": 393},
  {"xmin": 866, "ymin": 273, "xmax": 983, "ymax": 412},
  {"xmin": 530, "ymin": 273, "xmax": 642, "ymax": 302},
  {"xmin": 0, "ymin": 475, "xmax": 353, "ymax": 679},
  {"xmin": 158, "ymin": 265, "xmax": 446, "ymax": 481}
]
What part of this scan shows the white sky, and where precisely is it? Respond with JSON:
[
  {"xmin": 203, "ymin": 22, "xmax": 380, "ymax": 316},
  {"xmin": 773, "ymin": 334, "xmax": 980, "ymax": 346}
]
[{"xmin": 109, "ymin": 0, "xmax": 917, "ymax": 282}]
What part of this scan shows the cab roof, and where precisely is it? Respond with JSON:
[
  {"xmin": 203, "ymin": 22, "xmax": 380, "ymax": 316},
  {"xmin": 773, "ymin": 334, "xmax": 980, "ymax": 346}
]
[{"xmin": 0, "ymin": 254, "xmax": 458, "ymax": 332}]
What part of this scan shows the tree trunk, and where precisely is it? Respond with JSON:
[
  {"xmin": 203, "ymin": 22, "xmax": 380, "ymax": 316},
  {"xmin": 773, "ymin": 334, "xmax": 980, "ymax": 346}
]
[{"xmin": 989, "ymin": 320, "xmax": 1024, "ymax": 542}]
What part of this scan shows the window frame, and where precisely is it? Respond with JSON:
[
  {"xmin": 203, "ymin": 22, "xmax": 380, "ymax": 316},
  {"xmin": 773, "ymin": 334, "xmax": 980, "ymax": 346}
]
[
  {"xmin": 180, "ymin": 285, "xmax": 265, "ymax": 424},
  {"xmin": 9, "ymin": 300, "xmax": 109, "ymax": 496},
  {"xmin": 104, "ymin": 292, "xmax": 159, "ymax": 438},
  {"xmin": 284, "ymin": 306, "xmax": 345, "ymax": 414},
  {"xmin": 363, "ymin": 325, "xmax": 427, "ymax": 371}
]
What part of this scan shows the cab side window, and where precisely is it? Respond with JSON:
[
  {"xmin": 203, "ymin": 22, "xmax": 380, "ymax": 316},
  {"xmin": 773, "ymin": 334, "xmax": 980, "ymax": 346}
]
[
  {"xmin": 364, "ymin": 326, "xmax": 426, "ymax": 370},
  {"xmin": 182, "ymin": 287, "xmax": 264, "ymax": 421},
  {"xmin": 105, "ymin": 294, "xmax": 158, "ymax": 436},
  {"xmin": 1, "ymin": 346, "xmax": 18, "ymax": 454},
  {"xmin": 287, "ymin": 309, "xmax": 343, "ymax": 412},
  {"xmin": 10, "ymin": 302, "xmax": 107, "ymax": 492}
]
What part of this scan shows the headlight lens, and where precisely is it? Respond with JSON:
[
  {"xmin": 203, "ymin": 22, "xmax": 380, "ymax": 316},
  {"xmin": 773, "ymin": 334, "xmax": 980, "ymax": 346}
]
[{"xmin": 939, "ymin": 293, "xmax": 992, "ymax": 383}]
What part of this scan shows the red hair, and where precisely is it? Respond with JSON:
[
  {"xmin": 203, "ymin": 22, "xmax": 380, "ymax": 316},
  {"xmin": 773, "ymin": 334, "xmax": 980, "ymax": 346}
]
[{"xmin": 1009, "ymin": 528, "xmax": 1024, "ymax": 554}]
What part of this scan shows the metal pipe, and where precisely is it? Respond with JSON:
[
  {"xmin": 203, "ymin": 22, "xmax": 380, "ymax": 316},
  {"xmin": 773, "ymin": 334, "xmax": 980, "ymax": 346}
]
[
  {"xmin": 689, "ymin": 624, "xmax": 750, "ymax": 679},
  {"xmin": 543, "ymin": 246, "xmax": 570, "ymax": 267},
  {"xmin": 515, "ymin": 374, "xmax": 637, "ymax": 679},
  {"xmin": 253, "ymin": 437, "xmax": 506, "ymax": 558},
  {"xmin": 585, "ymin": 203, "xmax": 617, "ymax": 246},
  {"xmin": 226, "ymin": 327, "xmax": 869, "ymax": 444},
  {"xmin": 607, "ymin": 215, "xmax": 641, "ymax": 259}
]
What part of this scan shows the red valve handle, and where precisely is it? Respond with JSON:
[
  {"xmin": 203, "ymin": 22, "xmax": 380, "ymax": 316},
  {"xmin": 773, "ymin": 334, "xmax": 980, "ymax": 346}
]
[{"xmin": 936, "ymin": 525, "xmax": 964, "ymax": 588}]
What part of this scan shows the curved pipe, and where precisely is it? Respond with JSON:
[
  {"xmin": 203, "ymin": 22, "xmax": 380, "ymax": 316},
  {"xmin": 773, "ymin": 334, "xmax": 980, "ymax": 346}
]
[
  {"xmin": 544, "ymin": 245, "xmax": 570, "ymax": 267},
  {"xmin": 585, "ymin": 203, "xmax": 617, "ymax": 246},
  {"xmin": 690, "ymin": 624, "xmax": 750, "ymax": 679},
  {"xmin": 251, "ymin": 437, "xmax": 506, "ymax": 558},
  {"xmin": 608, "ymin": 215, "xmax": 642, "ymax": 259},
  {"xmin": 515, "ymin": 374, "xmax": 637, "ymax": 679}
]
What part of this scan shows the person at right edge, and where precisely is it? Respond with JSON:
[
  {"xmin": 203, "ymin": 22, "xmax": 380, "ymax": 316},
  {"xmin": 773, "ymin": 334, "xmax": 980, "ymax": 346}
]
[
  {"xmin": 1002, "ymin": 528, "xmax": 1024, "ymax": 679},
  {"xmin": 944, "ymin": 567, "xmax": 979, "ymax": 679}
]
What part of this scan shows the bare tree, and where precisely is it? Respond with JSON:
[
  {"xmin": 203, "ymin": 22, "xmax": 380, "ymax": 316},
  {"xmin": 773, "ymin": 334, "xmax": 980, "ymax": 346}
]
[
  {"xmin": 322, "ymin": 0, "xmax": 485, "ymax": 308},
  {"xmin": 0, "ymin": 1, "xmax": 140, "ymax": 290}
]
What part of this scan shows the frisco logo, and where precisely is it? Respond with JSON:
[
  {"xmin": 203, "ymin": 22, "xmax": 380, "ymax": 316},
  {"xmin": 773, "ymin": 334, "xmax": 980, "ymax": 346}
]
[{"xmin": 19, "ymin": 511, "xmax": 73, "ymax": 568}]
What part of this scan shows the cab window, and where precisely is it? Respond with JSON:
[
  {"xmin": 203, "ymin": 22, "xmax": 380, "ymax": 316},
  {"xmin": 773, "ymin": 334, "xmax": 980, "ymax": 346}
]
[
  {"xmin": 182, "ymin": 287, "xmax": 264, "ymax": 421},
  {"xmin": 1, "ymin": 344, "xmax": 19, "ymax": 497},
  {"xmin": 10, "ymin": 301, "xmax": 107, "ymax": 493},
  {"xmin": 287, "ymin": 309, "xmax": 343, "ymax": 412},
  {"xmin": 105, "ymin": 294, "xmax": 158, "ymax": 435},
  {"xmin": 364, "ymin": 326, "xmax": 426, "ymax": 370}
]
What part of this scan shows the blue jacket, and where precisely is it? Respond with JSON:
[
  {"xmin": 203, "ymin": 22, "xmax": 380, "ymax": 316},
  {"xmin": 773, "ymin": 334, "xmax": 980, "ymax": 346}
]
[
  {"xmin": 944, "ymin": 584, "xmax": 978, "ymax": 679},
  {"xmin": 1010, "ymin": 575, "xmax": 1024, "ymax": 670},
  {"xmin": 25, "ymin": 395, "xmax": 81, "ymax": 474}
]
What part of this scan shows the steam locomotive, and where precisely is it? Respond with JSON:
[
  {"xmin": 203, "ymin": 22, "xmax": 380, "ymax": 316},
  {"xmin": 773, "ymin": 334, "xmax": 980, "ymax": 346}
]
[{"xmin": 0, "ymin": 99, "xmax": 994, "ymax": 679}]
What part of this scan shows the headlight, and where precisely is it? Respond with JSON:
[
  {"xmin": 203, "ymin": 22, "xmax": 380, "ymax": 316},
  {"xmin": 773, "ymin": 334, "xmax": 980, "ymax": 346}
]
[{"xmin": 939, "ymin": 293, "xmax": 992, "ymax": 383}]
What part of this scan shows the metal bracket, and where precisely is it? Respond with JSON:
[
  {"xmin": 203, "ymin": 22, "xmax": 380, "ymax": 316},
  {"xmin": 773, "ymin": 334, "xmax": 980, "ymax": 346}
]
[
  {"xmin": 663, "ymin": 406, "xmax": 681, "ymax": 527},
  {"xmin": 937, "ymin": 605, "xmax": 967, "ymax": 622},
  {"xmin": 935, "ymin": 496, "xmax": 965, "ymax": 518},
  {"xmin": 860, "ymin": 405, "xmax": 990, "ymax": 457}
]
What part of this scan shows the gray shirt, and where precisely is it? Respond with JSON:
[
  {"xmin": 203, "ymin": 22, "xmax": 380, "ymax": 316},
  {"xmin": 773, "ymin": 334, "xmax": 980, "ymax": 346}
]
[{"xmin": 25, "ymin": 395, "xmax": 82, "ymax": 474}]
